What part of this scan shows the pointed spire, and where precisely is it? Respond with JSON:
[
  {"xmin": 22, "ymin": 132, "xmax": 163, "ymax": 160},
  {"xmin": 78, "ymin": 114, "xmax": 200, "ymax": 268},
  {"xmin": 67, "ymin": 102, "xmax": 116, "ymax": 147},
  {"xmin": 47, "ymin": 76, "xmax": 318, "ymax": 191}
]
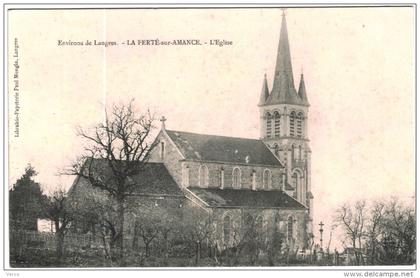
[
  {"xmin": 298, "ymin": 73, "xmax": 309, "ymax": 105},
  {"xmin": 258, "ymin": 73, "xmax": 270, "ymax": 105},
  {"xmin": 265, "ymin": 10, "xmax": 302, "ymax": 106}
]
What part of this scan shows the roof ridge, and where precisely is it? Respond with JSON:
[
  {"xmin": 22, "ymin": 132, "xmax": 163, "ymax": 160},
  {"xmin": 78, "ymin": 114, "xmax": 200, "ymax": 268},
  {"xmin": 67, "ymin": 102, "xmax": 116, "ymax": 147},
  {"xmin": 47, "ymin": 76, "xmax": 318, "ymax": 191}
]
[
  {"xmin": 89, "ymin": 158, "xmax": 164, "ymax": 165},
  {"xmin": 166, "ymin": 129, "xmax": 261, "ymax": 142},
  {"xmin": 202, "ymin": 187, "xmax": 284, "ymax": 192}
]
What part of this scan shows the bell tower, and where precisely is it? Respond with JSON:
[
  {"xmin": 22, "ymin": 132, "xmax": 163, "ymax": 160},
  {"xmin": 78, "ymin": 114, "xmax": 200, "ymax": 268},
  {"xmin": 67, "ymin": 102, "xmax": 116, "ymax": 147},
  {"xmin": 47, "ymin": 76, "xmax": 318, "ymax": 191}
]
[{"xmin": 258, "ymin": 11, "xmax": 313, "ymax": 235}]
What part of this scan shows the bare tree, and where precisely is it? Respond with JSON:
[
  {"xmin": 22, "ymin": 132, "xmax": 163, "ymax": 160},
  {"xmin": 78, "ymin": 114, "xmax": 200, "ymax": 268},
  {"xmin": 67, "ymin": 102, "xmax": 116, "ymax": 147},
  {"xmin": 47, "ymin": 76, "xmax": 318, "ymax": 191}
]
[
  {"xmin": 66, "ymin": 101, "xmax": 157, "ymax": 261},
  {"xmin": 379, "ymin": 198, "xmax": 415, "ymax": 265},
  {"xmin": 335, "ymin": 200, "xmax": 366, "ymax": 265},
  {"xmin": 223, "ymin": 213, "xmax": 268, "ymax": 266},
  {"xmin": 182, "ymin": 210, "xmax": 215, "ymax": 266},
  {"xmin": 335, "ymin": 198, "xmax": 415, "ymax": 266},
  {"xmin": 127, "ymin": 200, "xmax": 181, "ymax": 265},
  {"xmin": 365, "ymin": 201, "xmax": 385, "ymax": 265},
  {"xmin": 133, "ymin": 219, "xmax": 159, "ymax": 259},
  {"xmin": 267, "ymin": 224, "xmax": 285, "ymax": 266},
  {"xmin": 67, "ymin": 184, "xmax": 119, "ymax": 261},
  {"xmin": 243, "ymin": 216, "xmax": 267, "ymax": 265},
  {"xmin": 42, "ymin": 188, "xmax": 72, "ymax": 261}
]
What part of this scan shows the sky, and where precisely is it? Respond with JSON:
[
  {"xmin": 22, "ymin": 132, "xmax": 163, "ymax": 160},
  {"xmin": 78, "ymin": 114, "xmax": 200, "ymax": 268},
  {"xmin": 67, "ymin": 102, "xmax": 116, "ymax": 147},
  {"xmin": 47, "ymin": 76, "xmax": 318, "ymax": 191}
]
[{"xmin": 7, "ymin": 7, "xmax": 415, "ymax": 249}]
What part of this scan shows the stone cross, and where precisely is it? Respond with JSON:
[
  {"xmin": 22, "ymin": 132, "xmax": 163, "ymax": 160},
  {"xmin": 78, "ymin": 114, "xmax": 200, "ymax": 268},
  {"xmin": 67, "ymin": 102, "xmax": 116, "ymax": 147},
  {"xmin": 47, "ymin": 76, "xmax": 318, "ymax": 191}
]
[
  {"xmin": 160, "ymin": 116, "xmax": 167, "ymax": 130},
  {"xmin": 319, "ymin": 221, "xmax": 324, "ymax": 251}
]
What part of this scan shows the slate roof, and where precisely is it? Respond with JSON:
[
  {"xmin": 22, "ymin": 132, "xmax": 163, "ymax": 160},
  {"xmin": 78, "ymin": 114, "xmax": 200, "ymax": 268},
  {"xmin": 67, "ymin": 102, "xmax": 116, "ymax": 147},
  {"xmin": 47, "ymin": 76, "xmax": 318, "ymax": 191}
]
[
  {"xmin": 76, "ymin": 159, "xmax": 183, "ymax": 196},
  {"xmin": 165, "ymin": 130, "xmax": 282, "ymax": 167},
  {"xmin": 130, "ymin": 163, "xmax": 183, "ymax": 196},
  {"xmin": 188, "ymin": 187, "xmax": 306, "ymax": 209}
]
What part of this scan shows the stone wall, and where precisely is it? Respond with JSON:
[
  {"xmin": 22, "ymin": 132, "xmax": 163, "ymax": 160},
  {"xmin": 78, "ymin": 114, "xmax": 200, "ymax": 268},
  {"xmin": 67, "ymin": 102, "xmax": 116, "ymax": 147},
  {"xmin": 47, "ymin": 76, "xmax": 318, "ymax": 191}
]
[{"xmin": 149, "ymin": 130, "xmax": 184, "ymax": 187}]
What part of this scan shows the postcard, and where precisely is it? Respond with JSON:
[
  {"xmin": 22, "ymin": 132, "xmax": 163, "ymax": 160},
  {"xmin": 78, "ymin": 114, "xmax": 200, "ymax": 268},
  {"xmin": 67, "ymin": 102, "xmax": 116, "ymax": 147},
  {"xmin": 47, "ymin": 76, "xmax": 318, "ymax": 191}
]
[{"xmin": 4, "ymin": 4, "xmax": 416, "ymax": 275}]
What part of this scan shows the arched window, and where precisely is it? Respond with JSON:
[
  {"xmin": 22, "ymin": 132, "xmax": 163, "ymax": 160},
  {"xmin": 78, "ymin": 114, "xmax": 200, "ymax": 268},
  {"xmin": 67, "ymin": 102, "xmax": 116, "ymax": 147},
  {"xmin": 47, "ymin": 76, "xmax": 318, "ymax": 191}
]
[
  {"xmin": 281, "ymin": 173, "xmax": 287, "ymax": 189},
  {"xmin": 251, "ymin": 171, "xmax": 257, "ymax": 190},
  {"xmin": 266, "ymin": 113, "xmax": 272, "ymax": 138},
  {"xmin": 275, "ymin": 214, "xmax": 282, "ymax": 233},
  {"xmin": 223, "ymin": 215, "xmax": 231, "ymax": 243},
  {"xmin": 182, "ymin": 164, "xmax": 189, "ymax": 187},
  {"xmin": 297, "ymin": 112, "xmax": 304, "ymax": 138},
  {"xmin": 274, "ymin": 111, "xmax": 281, "ymax": 138},
  {"xmin": 294, "ymin": 145, "xmax": 300, "ymax": 160},
  {"xmin": 263, "ymin": 169, "xmax": 272, "ymax": 189},
  {"xmin": 291, "ymin": 144, "xmax": 296, "ymax": 161},
  {"xmin": 275, "ymin": 214, "xmax": 281, "ymax": 225},
  {"xmin": 287, "ymin": 216, "xmax": 294, "ymax": 241},
  {"xmin": 199, "ymin": 165, "xmax": 209, "ymax": 187},
  {"xmin": 289, "ymin": 111, "xmax": 296, "ymax": 137},
  {"xmin": 256, "ymin": 215, "xmax": 267, "ymax": 240},
  {"xmin": 160, "ymin": 141, "xmax": 165, "ymax": 159},
  {"xmin": 232, "ymin": 167, "xmax": 241, "ymax": 189},
  {"xmin": 219, "ymin": 168, "xmax": 225, "ymax": 189},
  {"xmin": 292, "ymin": 172, "xmax": 299, "ymax": 188}
]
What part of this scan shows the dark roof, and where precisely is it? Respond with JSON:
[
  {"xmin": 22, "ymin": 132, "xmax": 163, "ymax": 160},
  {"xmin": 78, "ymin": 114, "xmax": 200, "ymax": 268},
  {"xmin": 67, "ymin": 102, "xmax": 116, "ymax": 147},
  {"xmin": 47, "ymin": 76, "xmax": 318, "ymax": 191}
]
[
  {"xmin": 76, "ymin": 159, "xmax": 183, "ymax": 196},
  {"xmin": 130, "ymin": 163, "xmax": 183, "ymax": 196},
  {"xmin": 188, "ymin": 187, "xmax": 306, "ymax": 209},
  {"xmin": 165, "ymin": 130, "xmax": 281, "ymax": 167}
]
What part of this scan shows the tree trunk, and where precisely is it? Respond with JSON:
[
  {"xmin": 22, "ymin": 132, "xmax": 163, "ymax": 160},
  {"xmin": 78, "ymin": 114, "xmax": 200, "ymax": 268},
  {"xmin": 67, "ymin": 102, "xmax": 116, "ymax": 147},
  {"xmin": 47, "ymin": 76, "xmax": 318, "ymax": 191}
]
[
  {"xmin": 163, "ymin": 233, "xmax": 169, "ymax": 266},
  {"xmin": 56, "ymin": 233, "xmax": 64, "ymax": 260},
  {"xmin": 114, "ymin": 197, "xmax": 125, "ymax": 261},
  {"xmin": 352, "ymin": 238, "xmax": 359, "ymax": 265},
  {"xmin": 370, "ymin": 240, "xmax": 376, "ymax": 265},
  {"xmin": 145, "ymin": 241, "xmax": 150, "ymax": 258},
  {"xmin": 108, "ymin": 227, "xmax": 118, "ymax": 261},
  {"xmin": 55, "ymin": 220, "xmax": 64, "ymax": 261},
  {"xmin": 195, "ymin": 241, "xmax": 200, "ymax": 265},
  {"xmin": 101, "ymin": 231, "xmax": 110, "ymax": 259},
  {"xmin": 132, "ymin": 225, "xmax": 138, "ymax": 251}
]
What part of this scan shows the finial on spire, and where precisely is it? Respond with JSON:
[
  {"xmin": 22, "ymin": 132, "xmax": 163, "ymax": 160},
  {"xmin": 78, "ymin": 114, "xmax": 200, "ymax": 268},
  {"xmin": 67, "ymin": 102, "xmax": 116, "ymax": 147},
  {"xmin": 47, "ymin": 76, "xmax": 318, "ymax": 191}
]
[
  {"xmin": 301, "ymin": 65, "xmax": 304, "ymax": 75},
  {"xmin": 281, "ymin": 8, "xmax": 287, "ymax": 17},
  {"xmin": 160, "ymin": 116, "xmax": 167, "ymax": 130}
]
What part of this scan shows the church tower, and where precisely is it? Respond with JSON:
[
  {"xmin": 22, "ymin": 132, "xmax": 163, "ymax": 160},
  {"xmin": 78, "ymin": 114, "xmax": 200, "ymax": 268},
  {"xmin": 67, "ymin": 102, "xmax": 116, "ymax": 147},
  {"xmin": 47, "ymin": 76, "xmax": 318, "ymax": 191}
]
[{"xmin": 259, "ymin": 12, "xmax": 313, "ymax": 234}]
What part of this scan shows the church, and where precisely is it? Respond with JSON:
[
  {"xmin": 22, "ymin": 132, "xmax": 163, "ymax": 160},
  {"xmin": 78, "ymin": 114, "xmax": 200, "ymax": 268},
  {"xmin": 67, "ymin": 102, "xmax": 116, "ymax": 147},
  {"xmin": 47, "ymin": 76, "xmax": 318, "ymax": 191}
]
[
  {"xmin": 70, "ymin": 12, "xmax": 313, "ymax": 253},
  {"xmin": 148, "ymin": 12, "xmax": 313, "ymax": 250}
]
